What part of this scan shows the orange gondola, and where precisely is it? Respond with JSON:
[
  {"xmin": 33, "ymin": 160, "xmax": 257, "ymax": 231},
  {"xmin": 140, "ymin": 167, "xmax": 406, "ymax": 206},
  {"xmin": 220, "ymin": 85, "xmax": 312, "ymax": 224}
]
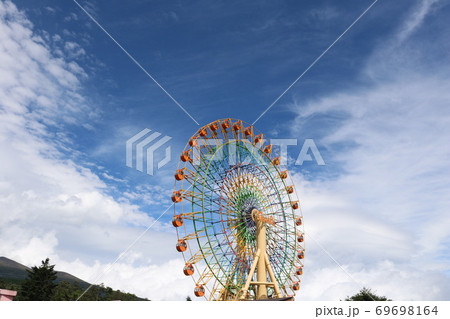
[
  {"xmin": 189, "ymin": 138, "xmax": 198, "ymax": 147},
  {"xmin": 183, "ymin": 263, "xmax": 194, "ymax": 276},
  {"xmin": 210, "ymin": 123, "xmax": 219, "ymax": 132},
  {"xmin": 176, "ymin": 239, "xmax": 187, "ymax": 252},
  {"xmin": 180, "ymin": 151, "xmax": 191, "ymax": 162},
  {"xmin": 221, "ymin": 119, "xmax": 230, "ymax": 130},
  {"xmin": 171, "ymin": 191, "xmax": 182, "ymax": 203},
  {"xmin": 174, "ymin": 169, "xmax": 185, "ymax": 181},
  {"xmin": 254, "ymin": 134, "xmax": 263, "ymax": 144},
  {"xmin": 172, "ymin": 215, "xmax": 183, "ymax": 227},
  {"xmin": 194, "ymin": 285, "xmax": 205, "ymax": 297},
  {"xmin": 198, "ymin": 129, "xmax": 207, "ymax": 137},
  {"xmin": 272, "ymin": 156, "xmax": 280, "ymax": 166}
]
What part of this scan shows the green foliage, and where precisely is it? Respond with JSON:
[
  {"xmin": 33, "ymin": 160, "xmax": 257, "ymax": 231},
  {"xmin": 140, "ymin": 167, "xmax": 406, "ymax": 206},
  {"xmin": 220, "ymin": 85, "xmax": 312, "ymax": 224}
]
[
  {"xmin": 345, "ymin": 287, "xmax": 391, "ymax": 301},
  {"xmin": 20, "ymin": 258, "xmax": 57, "ymax": 301},
  {"xmin": 0, "ymin": 277, "xmax": 23, "ymax": 293},
  {"xmin": 76, "ymin": 283, "xmax": 148, "ymax": 301},
  {"xmin": 52, "ymin": 281, "xmax": 83, "ymax": 301},
  {"xmin": 0, "ymin": 277, "xmax": 7, "ymax": 289}
]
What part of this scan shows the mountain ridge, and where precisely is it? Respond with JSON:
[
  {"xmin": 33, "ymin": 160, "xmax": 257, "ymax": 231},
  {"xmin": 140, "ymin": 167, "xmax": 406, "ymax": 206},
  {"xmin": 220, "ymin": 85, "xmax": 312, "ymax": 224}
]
[{"xmin": 0, "ymin": 256, "xmax": 89, "ymax": 288}]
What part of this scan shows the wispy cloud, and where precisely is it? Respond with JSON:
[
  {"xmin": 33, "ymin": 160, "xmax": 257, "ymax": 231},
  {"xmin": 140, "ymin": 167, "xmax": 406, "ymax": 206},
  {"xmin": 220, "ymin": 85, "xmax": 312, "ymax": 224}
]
[
  {"xmin": 0, "ymin": 0, "xmax": 187, "ymax": 299},
  {"xmin": 396, "ymin": 0, "xmax": 440, "ymax": 43},
  {"xmin": 290, "ymin": 0, "xmax": 450, "ymax": 300}
]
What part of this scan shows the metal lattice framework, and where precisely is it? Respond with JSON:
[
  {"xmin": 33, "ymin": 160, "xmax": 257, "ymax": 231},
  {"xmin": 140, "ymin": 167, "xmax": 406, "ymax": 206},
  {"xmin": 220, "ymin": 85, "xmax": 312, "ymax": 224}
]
[{"xmin": 172, "ymin": 119, "xmax": 304, "ymax": 300}]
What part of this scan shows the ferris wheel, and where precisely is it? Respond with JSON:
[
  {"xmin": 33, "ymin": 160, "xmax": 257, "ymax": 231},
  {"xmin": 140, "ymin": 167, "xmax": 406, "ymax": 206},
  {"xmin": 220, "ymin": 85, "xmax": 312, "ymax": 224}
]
[{"xmin": 171, "ymin": 118, "xmax": 304, "ymax": 300}]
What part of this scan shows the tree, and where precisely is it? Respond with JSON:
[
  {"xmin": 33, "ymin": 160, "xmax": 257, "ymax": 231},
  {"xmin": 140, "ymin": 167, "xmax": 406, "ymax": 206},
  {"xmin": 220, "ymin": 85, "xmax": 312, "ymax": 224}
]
[
  {"xmin": 52, "ymin": 281, "xmax": 83, "ymax": 301},
  {"xmin": 20, "ymin": 258, "xmax": 58, "ymax": 301},
  {"xmin": 0, "ymin": 277, "xmax": 22, "ymax": 293},
  {"xmin": 0, "ymin": 278, "xmax": 6, "ymax": 288},
  {"xmin": 345, "ymin": 287, "xmax": 391, "ymax": 301}
]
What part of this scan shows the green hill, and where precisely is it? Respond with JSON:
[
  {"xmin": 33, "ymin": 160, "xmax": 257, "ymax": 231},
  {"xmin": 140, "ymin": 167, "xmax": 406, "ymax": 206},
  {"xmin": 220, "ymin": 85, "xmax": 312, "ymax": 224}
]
[
  {"xmin": 0, "ymin": 256, "xmax": 147, "ymax": 301},
  {"xmin": 0, "ymin": 256, "xmax": 89, "ymax": 288},
  {"xmin": 0, "ymin": 257, "xmax": 29, "ymax": 279}
]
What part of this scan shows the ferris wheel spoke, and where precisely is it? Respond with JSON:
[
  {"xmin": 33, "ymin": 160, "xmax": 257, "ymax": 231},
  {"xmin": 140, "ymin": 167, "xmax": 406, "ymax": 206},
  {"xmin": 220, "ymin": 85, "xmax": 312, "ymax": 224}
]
[
  {"xmin": 270, "ymin": 252, "xmax": 296, "ymax": 285},
  {"xmin": 186, "ymin": 245, "xmax": 213, "ymax": 265},
  {"xmin": 180, "ymin": 228, "xmax": 207, "ymax": 241}
]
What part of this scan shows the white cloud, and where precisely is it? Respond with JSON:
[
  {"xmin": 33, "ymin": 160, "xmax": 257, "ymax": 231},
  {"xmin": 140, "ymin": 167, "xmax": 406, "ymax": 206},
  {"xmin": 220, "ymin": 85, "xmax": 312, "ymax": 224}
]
[
  {"xmin": 290, "ymin": 1, "xmax": 450, "ymax": 300},
  {"xmin": 0, "ymin": 0, "xmax": 190, "ymax": 300},
  {"xmin": 4, "ymin": 231, "xmax": 59, "ymax": 267},
  {"xmin": 123, "ymin": 184, "xmax": 172, "ymax": 206},
  {"xmin": 64, "ymin": 12, "xmax": 79, "ymax": 22},
  {"xmin": 57, "ymin": 257, "xmax": 193, "ymax": 301},
  {"xmin": 44, "ymin": 7, "xmax": 56, "ymax": 14},
  {"xmin": 102, "ymin": 172, "xmax": 126, "ymax": 183},
  {"xmin": 396, "ymin": 0, "xmax": 440, "ymax": 43},
  {"xmin": 64, "ymin": 41, "xmax": 86, "ymax": 59},
  {"xmin": 308, "ymin": 5, "xmax": 339, "ymax": 22}
]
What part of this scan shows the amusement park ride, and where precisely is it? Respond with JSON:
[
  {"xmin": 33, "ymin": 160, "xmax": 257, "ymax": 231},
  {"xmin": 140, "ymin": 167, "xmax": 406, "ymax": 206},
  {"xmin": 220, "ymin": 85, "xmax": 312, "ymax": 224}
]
[{"xmin": 171, "ymin": 119, "xmax": 304, "ymax": 301}]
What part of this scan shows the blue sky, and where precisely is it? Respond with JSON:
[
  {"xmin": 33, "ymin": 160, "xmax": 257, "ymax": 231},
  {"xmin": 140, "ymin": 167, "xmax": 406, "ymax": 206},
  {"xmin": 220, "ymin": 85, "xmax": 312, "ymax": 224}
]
[{"xmin": 1, "ymin": 0, "xmax": 450, "ymax": 300}]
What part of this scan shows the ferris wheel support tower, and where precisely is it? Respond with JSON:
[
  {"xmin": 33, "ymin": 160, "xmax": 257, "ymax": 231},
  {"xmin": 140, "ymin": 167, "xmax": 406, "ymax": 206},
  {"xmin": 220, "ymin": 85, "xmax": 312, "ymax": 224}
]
[{"xmin": 238, "ymin": 209, "xmax": 282, "ymax": 300}]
